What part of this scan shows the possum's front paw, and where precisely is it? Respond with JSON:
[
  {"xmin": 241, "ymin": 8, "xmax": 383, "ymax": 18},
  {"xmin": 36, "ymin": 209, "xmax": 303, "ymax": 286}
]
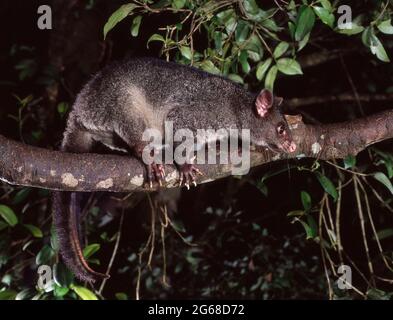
[
  {"xmin": 146, "ymin": 163, "xmax": 166, "ymax": 188},
  {"xmin": 178, "ymin": 164, "xmax": 203, "ymax": 189}
]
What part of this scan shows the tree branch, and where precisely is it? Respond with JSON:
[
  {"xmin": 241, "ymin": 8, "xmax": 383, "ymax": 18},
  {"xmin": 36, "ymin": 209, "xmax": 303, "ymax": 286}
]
[{"xmin": 1, "ymin": 109, "xmax": 392, "ymax": 193}]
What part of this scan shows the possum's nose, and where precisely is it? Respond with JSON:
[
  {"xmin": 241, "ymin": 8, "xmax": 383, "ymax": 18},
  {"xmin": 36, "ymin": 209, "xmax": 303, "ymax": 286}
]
[
  {"xmin": 280, "ymin": 141, "xmax": 296, "ymax": 153},
  {"xmin": 288, "ymin": 142, "xmax": 297, "ymax": 153}
]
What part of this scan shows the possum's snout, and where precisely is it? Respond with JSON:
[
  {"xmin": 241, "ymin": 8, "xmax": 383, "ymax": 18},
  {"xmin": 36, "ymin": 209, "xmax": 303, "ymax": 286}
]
[{"xmin": 281, "ymin": 141, "xmax": 297, "ymax": 153}]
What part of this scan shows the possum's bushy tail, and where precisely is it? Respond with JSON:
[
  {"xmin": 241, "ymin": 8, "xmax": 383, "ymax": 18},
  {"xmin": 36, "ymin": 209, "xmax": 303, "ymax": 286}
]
[{"xmin": 52, "ymin": 191, "xmax": 109, "ymax": 283}]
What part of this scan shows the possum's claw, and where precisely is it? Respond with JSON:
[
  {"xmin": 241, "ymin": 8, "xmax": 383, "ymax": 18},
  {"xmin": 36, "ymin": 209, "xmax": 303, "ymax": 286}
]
[
  {"xmin": 146, "ymin": 163, "xmax": 166, "ymax": 189},
  {"xmin": 178, "ymin": 163, "xmax": 202, "ymax": 189}
]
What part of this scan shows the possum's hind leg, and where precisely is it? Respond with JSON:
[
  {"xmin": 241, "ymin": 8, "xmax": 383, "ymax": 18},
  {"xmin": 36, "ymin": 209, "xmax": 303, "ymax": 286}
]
[
  {"xmin": 116, "ymin": 125, "xmax": 166, "ymax": 188},
  {"xmin": 133, "ymin": 142, "xmax": 166, "ymax": 188},
  {"xmin": 177, "ymin": 162, "xmax": 203, "ymax": 189},
  {"xmin": 53, "ymin": 128, "xmax": 109, "ymax": 283}
]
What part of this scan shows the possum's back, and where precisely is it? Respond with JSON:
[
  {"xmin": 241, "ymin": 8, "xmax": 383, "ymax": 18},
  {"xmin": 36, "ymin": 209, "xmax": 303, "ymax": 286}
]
[{"xmin": 70, "ymin": 57, "xmax": 251, "ymax": 132}]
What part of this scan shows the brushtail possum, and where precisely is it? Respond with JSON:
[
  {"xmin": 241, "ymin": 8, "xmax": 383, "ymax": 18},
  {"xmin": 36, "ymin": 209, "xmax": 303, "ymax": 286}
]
[{"xmin": 53, "ymin": 57, "xmax": 296, "ymax": 282}]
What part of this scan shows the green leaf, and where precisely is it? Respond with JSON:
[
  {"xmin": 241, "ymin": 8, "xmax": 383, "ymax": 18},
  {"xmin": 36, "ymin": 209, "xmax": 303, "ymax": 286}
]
[
  {"xmin": 374, "ymin": 150, "xmax": 393, "ymax": 178},
  {"xmin": 316, "ymin": 173, "xmax": 338, "ymax": 201},
  {"xmin": 344, "ymin": 155, "xmax": 356, "ymax": 169},
  {"xmin": 262, "ymin": 18, "xmax": 281, "ymax": 32},
  {"xmin": 277, "ymin": 58, "xmax": 303, "ymax": 75},
  {"xmin": 0, "ymin": 290, "xmax": 17, "ymax": 300},
  {"xmin": 243, "ymin": 0, "xmax": 261, "ymax": 15},
  {"xmin": 298, "ymin": 219, "xmax": 315, "ymax": 239},
  {"xmin": 71, "ymin": 285, "xmax": 98, "ymax": 300},
  {"xmin": 239, "ymin": 50, "xmax": 250, "ymax": 73},
  {"xmin": 374, "ymin": 228, "xmax": 393, "ymax": 241},
  {"xmin": 213, "ymin": 31, "xmax": 223, "ymax": 52},
  {"xmin": 179, "ymin": 46, "xmax": 193, "ymax": 60},
  {"xmin": 369, "ymin": 35, "xmax": 390, "ymax": 62},
  {"xmin": 103, "ymin": 4, "xmax": 137, "ymax": 39},
  {"xmin": 306, "ymin": 215, "xmax": 318, "ymax": 239},
  {"xmin": 200, "ymin": 60, "xmax": 220, "ymax": 75},
  {"xmin": 373, "ymin": 172, "xmax": 393, "ymax": 195},
  {"xmin": 384, "ymin": 160, "xmax": 393, "ymax": 179},
  {"xmin": 366, "ymin": 288, "xmax": 392, "ymax": 300},
  {"xmin": 313, "ymin": 6, "xmax": 334, "ymax": 28},
  {"xmin": 295, "ymin": 6, "xmax": 316, "ymax": 41},
  {"xmin": 36, "ymin": 245, "xmax": 55, "ymax": 265},
  {"xmin": 223, "ymin": 12, "xmax": 237, "ymax": 34},
  {"xmin": 172, "ymin": 0, "xmax": 186, "ymax": 9},
  {"xmin": 256, "ymin": 58, "xmax": 272, "ymax": 81},
  {"xmin": 301, "ymin": 191, "xmax": 312, "ymax": 211},
  {"xmin": 53, "ymin": 262, "xmax": 74, "ymax": 288},
  {"xmin": 12, "ymin": 188, "xmax": 31, "ymax": 205},
  {"xmin": 244, "ymin": 34, "xmax": 263, "ymax": 61},
  {"xmin": 0, "ymin": 205, "xmax": 18, "ymax": 227},
  {"xmin": 264, "ymin": 65, "xmax": 278, "ymax": 91},
  {"xmin": 152, "ymin": 0, "xmax": 171, "ymax": 9},
  {"xmin": 377, "ymin": 19, "xmax": 393, "ymax": 35},
  {"xmin": 319, "ymin": 0, "xmax": 332, "ymax": 11},
  {"xmin": 216, "ymin": 9, "xmax": 235, "ymax": 25},
  {"xmin": 54, "ymin": 285, "xmax": 69, "ymax": 298},
  {"xmin": 24, "ymin": 224, "xmax": 43, "ymax": 238},
  {"xmin": 363, "ymin": 27, "xmax": 390, "ymax": 62},
  {"xmin": 273, "ymin": 42, "xmax": 289, "ymax": 59},
  {"xmin": 288, "ymin": 21, "xmax": 296, "ymax": 39},
  {"xmin": 131, "ymin": 15, "xmax": 142, "ymax": 37},
  {"xmin": 361, "ymin": 26, "xmax": 373, "ymax": 46},
  {"xmin": 83, "ymin": 243, "xmax": 101, "ymax": 259},
  {"xmin": 287, "ymin": 0, "xmax": 296, "ymax": 11},
  {"xmin": 298, "ymin": 32, "xmax": 310, "ymax": 51},
  {"xmin": 115, "ymin": 292, "xmax": 128, "ymax": 300},
  {"xmin": 235, "ymin": 20, "xmax": 250, "ymax": 43},
  {"xmin": 242, "ymin": 0, "xmax": 266, "ymax": 22},
  {"xmin": 57, "ymin": 102, "xmax": 69, "ymax": 116},
  {"xmin": 147, "ymin": 34, "xmax": 165, "ymax": 48},
  {"xmin": 228, "ymin": 74, "xmax": 244, "ymax": 84},
  {"xmin": 338, "ymin": 23, "xmax": 364, "ymax": 35}
]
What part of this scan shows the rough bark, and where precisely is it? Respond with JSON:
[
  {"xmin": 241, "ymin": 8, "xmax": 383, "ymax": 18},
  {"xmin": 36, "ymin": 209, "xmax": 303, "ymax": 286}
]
[{"xmin": 1, "ymin": 109, "xmax": 392, "ymax": 193}]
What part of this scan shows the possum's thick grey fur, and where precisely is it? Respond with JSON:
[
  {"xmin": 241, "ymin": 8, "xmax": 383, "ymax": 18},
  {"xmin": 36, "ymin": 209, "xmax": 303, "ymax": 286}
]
[{"xmin": 62, "ymin": 57, "xmax": 288, "ymax": 152}]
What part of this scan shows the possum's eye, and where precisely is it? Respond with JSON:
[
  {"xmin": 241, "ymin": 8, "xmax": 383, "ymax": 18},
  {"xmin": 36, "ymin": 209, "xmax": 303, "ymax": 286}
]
[{"xmin": 277, "ymin": 123, "xmax": 286, "ymax": 135}]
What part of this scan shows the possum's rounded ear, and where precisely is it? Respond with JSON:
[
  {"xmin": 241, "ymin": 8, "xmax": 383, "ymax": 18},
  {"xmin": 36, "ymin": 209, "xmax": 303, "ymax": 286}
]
[{"xmin": 255, "ymin": 89, "xmax": 273, "ymax": 118}]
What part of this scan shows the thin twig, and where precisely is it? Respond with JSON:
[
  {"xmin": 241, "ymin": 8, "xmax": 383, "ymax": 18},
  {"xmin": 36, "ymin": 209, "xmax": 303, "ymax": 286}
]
[
  {"xmin": 98, "ymin": 209, "xmax": 125, "ymax": 295},
  {"xmin": 353, "ymin": 176, "xmax": 375, "ymax": 286}
]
